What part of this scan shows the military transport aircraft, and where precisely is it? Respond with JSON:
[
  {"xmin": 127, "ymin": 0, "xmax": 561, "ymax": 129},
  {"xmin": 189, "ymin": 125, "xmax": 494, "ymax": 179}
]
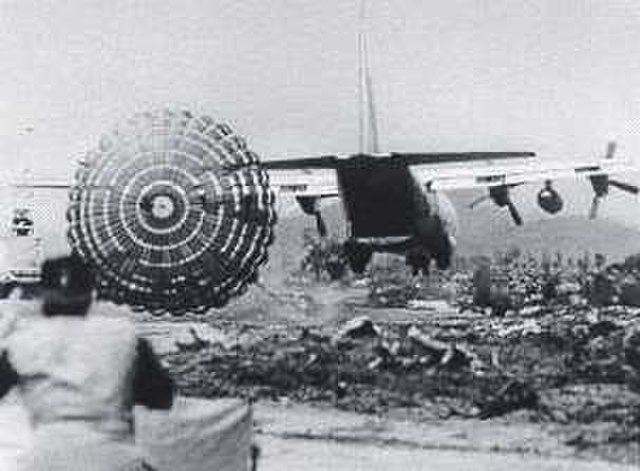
[
  {"xmin": 263, "ymin": 0, "xmax": 639, "ymax": 276},
  {"xmin": 266, "ymin": 141, "xmax": 638, "ymax": 276},
  {"xmin": 0, "ymin": 0, "xmax": 637, "ymax": 314}
]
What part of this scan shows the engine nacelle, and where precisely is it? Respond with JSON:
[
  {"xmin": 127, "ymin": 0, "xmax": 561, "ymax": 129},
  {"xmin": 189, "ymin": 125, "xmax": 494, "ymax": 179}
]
[
  {"xmin": 537, "ymin": 184, "xmax": 563, "ymax": 214},
  {"xmin": 67, "ymin": 110, "xmax": 276, "ymax": 315},
  {"xmin": 489, "ymin": 186, "xmax": 511, "ymax": 207}
]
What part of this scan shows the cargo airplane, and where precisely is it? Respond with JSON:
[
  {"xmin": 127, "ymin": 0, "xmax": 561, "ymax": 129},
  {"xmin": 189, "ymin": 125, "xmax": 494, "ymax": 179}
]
[
  {"xmin": 264, "ymin": 0, "xmax": 639, "ymax": 276},
  {"xmin": 0, "ymin": 0, "xmax": 637, "ymax": 314}
]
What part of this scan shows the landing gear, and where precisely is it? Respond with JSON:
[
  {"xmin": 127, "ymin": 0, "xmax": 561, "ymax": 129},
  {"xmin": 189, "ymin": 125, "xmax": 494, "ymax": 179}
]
[
  {"xmin": 343, "ymin": 240, "xmax": 373, "ymax": 275},
  {"xmin": 405, "ymin": 247, "xmax": 431, "ymax": 276},
  {"xmin": 435, "ymin": 251, "xmax": 451, "ymax": 270},
  {"xmin": 325, "ymin": 256, "xmax": 347, "ymax": 280}
]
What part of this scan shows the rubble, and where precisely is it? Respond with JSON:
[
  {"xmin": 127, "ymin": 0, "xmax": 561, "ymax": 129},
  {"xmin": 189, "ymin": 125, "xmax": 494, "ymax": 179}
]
[
  {"xmin": 478, "ymin": 379, "xmax": 541, "ymax": 419},
  {"xmin": 332, "ymin": 316, "xmax": 381, "ymax": 342},
  {"xmin": 157, "ymin": 295, "xmax": 640, "ymax": 430},
  {"xmin": 624, "ymin": 323, "xmax": 640, "ymax": 392},
  {"xmin": 140, "ymin": 322, "xmax": 257, "ymax": 355},
  {"xmin": 406, "ymin": 299, "xmax": 452, "ymax": 311},
  {"xmin": 144, "ymin": 251, "xmax": 640, "ymax": 464},
  {"xmin": 406, "ymin": 325, "xmax": 480, "ymax": 370},
  {"xmin": 175, "ymin": 323, "xmax": 225, "ymax": 350}
]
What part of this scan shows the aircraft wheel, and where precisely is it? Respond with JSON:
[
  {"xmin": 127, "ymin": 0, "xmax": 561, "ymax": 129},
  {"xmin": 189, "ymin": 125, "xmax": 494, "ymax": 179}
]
[
  {"xmin": 406, "ymin": 248, "xmax": 431, "ymax": 276},
  {"xmin": 325, "ymin": 258, "xmax": 347, "ymax": 280},
  {"xmin": 344, "ymin": 240, "xmax": 372, "ymax": 275},
  {"xmin": 435, "ymin": 252, "xmax": 451, "ymax": 270}
]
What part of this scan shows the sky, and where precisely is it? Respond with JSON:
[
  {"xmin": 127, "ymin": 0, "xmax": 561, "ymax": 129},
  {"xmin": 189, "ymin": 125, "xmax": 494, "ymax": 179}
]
[{"xmin": 1, "ymin": 0, "xmax": 640, "ymax": 250}]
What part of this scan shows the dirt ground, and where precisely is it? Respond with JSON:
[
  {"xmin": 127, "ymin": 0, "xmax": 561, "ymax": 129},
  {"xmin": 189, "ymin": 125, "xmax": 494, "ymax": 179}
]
[
  {"xmin": 255, "ymin": 402, "xmax": 637, "ymax": 471},
  {"xmin": 1, "ymin": 394, "xmax": 635, "ymax": 471},
  {"xmin": 1, "ymin": 278, "xmax": 639, "ymax": 469},
  {"xmin": 258, "ymin": 436, "xmax": 635, "ymax": 471},
  {"xmin": 136, "ymin": 280, "xmax": 640, "ymax": 467}
]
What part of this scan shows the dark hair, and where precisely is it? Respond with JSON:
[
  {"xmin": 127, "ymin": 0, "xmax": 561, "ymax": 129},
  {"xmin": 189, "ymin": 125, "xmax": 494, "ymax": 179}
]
[{"xmin": 41, "ymin": 254, "xmax": 95, "ymax": 317}]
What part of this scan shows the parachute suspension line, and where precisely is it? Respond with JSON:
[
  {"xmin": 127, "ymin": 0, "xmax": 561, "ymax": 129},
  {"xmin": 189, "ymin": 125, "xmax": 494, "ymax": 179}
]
[{"xmin": 358, "ymin": 0, "xmax": 379, "ymax": 155}]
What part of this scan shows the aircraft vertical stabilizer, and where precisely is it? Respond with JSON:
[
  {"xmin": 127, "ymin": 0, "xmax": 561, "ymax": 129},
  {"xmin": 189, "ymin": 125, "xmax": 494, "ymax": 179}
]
[{"xmin": 358, "ymin": 0, "xmax": 380, "ymax": 154}]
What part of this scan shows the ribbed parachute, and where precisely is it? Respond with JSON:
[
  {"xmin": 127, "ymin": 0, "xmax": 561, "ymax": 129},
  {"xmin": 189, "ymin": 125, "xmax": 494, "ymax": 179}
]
[{"xmin": 67, "ymin": 110, "xmax": 276, "ymax": 315}]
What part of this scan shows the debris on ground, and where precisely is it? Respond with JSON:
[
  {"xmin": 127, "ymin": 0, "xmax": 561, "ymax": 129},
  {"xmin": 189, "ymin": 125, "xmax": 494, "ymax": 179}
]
[
  {"xmin": 157, "ymin": 297, "xmax": 640, "ymax": 451},
  {"xmin": 142, "ymin": 251, "xmax": 640, "ymax": 465},
  {"xmin": 624, "ymin": 323, "xmax": 640, "ymax": 392},
  {"xmin": 478, "ymin": 379, "xmax": 541, "ymax": 419},
  {"xmin": 332, "ymin": 316, "xmax": 381, "ymax": 342}
]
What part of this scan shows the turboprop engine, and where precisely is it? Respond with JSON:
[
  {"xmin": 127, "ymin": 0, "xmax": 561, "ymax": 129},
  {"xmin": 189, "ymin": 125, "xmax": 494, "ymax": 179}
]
[
  {"xmin": 537, "ymin": 180, "xmax": 563, "ymax": 214},
  {"xmin": 468, "ymin": 184, "xmax": 522, "ymax": 226},
  {"xmin": 67, "ymin": 110, "xmax": 276, "ymax": 315}
]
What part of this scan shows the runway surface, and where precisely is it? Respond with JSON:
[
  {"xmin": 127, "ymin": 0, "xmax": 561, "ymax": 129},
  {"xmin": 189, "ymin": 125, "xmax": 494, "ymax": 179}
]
[{"xmin": 2, "ymin": 393, "xmax": 636, "ymax": 471}]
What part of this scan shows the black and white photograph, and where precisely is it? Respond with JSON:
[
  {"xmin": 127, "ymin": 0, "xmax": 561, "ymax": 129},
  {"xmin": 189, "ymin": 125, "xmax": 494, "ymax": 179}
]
[{"xmin": 1, "ymin": 1, "xmax": 640, "ymax": 469}]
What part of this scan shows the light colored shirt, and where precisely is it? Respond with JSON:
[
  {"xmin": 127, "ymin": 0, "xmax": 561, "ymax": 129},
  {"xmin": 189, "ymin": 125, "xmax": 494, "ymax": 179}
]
[{"xmin": 5, "ymin": 309, "xmax": 138, "ymax": 442}]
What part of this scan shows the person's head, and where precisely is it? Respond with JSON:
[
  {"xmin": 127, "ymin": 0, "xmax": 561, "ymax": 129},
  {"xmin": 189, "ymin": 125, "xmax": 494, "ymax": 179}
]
[{"xmin": 40, "ymin": 254, "xmax": 95, "ymax": 317}]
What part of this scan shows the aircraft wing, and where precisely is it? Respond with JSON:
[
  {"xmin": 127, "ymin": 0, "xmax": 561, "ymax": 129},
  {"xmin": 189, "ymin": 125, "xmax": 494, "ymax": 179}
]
[
  {"xmin": 262, "ymin": 155, "xmax": 340, "ymax": 170},
  {"xmin": 263, "ymin": 152, "xmax": 535, "ymax": 198},
  {"xmin": 10, "ymin": 182, "xmax": 71, "ymax": 189},
  {"xmin": 409, "ymin": 157, "xmax": 639, "ymax": 191},
  {"xmin": 266, "ymin": 166, "xmax": 340, "ymax": 198},
  {"xmin": 388, "ymin": 151, "xmax": 536, "ymax": 166}
]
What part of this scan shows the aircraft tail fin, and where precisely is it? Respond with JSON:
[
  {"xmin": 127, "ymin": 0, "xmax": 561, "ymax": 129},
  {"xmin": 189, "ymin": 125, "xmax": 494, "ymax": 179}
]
[{"xmin": 358, "ymin": 0, "xmax": 380, "ymax": 154}]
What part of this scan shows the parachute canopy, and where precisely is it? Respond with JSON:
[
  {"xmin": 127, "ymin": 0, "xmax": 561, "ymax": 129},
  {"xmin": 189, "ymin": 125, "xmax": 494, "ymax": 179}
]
[{"xmin": 67, "ymin": 110, "xmax": 276, "ymax": 315}]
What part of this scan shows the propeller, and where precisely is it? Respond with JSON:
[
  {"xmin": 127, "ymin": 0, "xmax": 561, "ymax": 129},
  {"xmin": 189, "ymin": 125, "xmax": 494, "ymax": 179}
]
[
  {"xmin": 506, "ymin": 200, "xmax": 523, "ymax": 226},
  {"xmin": 609, "ymin": 179, "xmax": 640, "ymax": 194},
  {"xmin": 588, "ymin": 196, "xmax": 601, "ymax": 220},
  {"xmin": 588, "ymin": 141, "xmax": 639, "ymax": 219},
  {"xmin": 468, "ymin": 184, "xmax": 523, "ymax": 226}
]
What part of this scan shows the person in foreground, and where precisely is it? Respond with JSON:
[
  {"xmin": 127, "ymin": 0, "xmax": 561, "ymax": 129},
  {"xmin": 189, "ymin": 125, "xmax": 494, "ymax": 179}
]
[{"xmin": 0, "ymin": 254, "xmax": 174, "ymax": 471}]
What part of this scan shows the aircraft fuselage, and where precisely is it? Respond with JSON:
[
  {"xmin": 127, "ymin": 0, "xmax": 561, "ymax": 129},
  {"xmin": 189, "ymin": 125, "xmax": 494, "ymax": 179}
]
[{"xmin": 335, "ymin": 154, "xmax": 456, "ymax": 274}]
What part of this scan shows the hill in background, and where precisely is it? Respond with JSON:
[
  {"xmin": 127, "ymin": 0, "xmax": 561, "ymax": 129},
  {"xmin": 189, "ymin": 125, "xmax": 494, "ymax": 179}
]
[
  {"xmin": 449, "ymin": 190, "xmax": 640, "ymax": 262},
  {"xmin": 456, "ymin": 214, "xmax": 640, "ymax": 261}
]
